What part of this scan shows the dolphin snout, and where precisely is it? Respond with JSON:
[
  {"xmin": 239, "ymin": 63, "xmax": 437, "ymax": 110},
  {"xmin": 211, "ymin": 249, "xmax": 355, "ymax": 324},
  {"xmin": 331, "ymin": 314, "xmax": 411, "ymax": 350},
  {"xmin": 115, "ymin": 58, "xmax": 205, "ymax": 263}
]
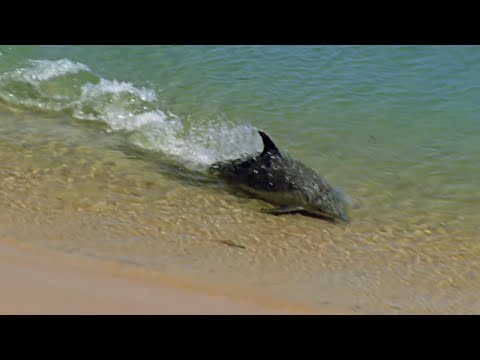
[{"xmin": 339, "ymin": 213, "xmax": 350, "ymax": 223}]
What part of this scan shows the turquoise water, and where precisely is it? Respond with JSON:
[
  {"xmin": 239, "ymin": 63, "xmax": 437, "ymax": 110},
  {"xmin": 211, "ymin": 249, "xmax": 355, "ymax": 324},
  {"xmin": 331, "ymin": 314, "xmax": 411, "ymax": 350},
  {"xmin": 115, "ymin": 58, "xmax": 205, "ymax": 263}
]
[{"xmin": 1, "ymin": 45, "xmax": 479, "ymax": 313}]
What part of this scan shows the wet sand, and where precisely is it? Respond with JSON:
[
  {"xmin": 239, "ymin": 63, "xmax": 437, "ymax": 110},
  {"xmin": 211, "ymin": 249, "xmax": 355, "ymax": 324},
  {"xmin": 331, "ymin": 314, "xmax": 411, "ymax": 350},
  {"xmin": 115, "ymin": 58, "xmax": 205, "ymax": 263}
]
[{"xmin": 0, "ymin": 237, "xmax": 334, "ymax": 315}]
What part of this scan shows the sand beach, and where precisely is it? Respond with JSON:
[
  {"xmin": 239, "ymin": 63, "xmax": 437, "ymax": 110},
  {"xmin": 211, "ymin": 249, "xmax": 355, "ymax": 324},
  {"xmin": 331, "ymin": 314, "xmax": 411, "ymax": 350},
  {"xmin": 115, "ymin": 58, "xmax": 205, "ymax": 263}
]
[{"xmin": 0, "ymin": 237, "xmax": 333, "ymax": 315}]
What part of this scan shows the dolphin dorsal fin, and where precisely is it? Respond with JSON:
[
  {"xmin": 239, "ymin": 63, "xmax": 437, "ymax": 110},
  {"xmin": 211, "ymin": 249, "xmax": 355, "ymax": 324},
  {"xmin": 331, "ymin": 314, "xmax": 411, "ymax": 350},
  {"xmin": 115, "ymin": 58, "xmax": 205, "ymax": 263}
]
[{"xmin": 258, "ymin": 130, "xmax": 281, "ymax": 157}]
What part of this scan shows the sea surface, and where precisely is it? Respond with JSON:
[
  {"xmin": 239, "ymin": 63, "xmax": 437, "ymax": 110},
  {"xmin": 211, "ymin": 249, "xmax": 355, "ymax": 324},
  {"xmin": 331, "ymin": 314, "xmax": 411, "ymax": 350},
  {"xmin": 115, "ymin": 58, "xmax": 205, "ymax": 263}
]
[{"xmin": 0, "ymin": 45, "xmax": 479, "ymax": 313}]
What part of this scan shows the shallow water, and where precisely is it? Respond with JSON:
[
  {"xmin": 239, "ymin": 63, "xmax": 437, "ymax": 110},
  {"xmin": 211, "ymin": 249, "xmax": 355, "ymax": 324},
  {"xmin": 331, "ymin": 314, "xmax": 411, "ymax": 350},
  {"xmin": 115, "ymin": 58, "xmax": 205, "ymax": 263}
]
[{"xmin": 0, "ymin": 46, "xmax": 479, "ymax": 313}]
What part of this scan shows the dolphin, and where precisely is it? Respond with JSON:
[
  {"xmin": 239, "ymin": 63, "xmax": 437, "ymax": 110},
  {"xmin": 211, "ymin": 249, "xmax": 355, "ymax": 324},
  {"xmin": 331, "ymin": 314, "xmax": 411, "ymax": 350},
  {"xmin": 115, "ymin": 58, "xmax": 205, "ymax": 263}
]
[{"xmin": 209, "ymin": 130, "xmax": 350, "ymax": 223}]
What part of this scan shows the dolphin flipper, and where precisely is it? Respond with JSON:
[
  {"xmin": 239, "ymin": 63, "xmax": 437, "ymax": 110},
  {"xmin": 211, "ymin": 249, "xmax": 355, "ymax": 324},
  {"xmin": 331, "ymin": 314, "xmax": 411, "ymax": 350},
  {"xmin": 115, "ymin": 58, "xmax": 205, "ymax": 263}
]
[{"xmin": 261, "ymin": 205, "xmax": 305, "ymax": 215}]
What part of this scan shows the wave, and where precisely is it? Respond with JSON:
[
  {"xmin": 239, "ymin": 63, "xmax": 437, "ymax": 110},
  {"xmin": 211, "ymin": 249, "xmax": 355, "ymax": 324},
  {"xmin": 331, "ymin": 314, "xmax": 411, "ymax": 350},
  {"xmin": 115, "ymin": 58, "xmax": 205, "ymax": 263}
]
[{"xmin": 0, "ymin": 58, "xmax": 262, "ymax": 171}]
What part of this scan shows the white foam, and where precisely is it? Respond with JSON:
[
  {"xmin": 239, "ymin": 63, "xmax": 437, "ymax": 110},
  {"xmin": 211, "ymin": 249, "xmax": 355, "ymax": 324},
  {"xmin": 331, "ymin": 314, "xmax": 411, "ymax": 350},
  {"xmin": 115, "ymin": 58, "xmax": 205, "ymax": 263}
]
[
  {"xmin": 104, "ymin": 109, "xmax": 173, "ymax": 132},
  {"xmin": 7, "ymin": 59, "xmax": 91, "ymax": 83},
  {"xmin": 80, "ymin": 79, "xmax": 157, "ymax": 103},
  {"xmin": 131, "ymin": 120, "xmax": 261, "ymax": 171}
]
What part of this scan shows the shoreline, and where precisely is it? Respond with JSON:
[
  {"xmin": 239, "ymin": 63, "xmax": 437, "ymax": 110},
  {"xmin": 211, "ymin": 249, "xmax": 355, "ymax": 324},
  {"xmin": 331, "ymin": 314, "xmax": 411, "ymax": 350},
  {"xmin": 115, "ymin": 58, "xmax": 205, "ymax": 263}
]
[{"xmin": 0, "ymin": 236, "xmax": 338, "ymax": 315}]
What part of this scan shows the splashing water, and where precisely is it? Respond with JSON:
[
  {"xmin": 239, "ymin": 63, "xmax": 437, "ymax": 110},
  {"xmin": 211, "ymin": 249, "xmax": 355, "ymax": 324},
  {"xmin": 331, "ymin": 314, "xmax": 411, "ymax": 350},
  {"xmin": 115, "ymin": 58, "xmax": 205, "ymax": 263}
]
[{"xmin": 0, "ymin": 59, "xmax": 263, "ymax": 172}]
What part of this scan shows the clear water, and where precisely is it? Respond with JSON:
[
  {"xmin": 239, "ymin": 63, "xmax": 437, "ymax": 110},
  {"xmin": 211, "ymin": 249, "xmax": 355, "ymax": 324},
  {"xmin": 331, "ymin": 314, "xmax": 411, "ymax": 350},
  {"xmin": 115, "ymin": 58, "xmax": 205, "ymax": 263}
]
[{"xmin": 0, "ymin": 45, "xmax": 479, "ymax": 313}]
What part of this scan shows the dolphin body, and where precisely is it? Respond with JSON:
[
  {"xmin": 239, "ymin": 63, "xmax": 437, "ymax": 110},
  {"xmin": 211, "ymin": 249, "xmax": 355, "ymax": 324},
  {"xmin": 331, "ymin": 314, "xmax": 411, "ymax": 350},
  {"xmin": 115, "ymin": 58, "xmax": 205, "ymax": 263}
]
[{"xmin": 209, "ymin": 130, "xmax": 350, "ymax": 223}]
